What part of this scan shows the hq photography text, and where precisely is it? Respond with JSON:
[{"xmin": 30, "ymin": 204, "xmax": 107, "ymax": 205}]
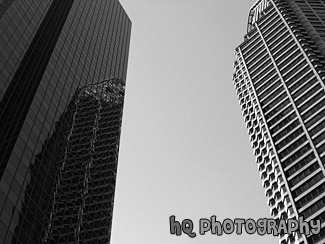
[{"xmin": 169, "ymin": 215, "xmax": 321, "ymax": 238}]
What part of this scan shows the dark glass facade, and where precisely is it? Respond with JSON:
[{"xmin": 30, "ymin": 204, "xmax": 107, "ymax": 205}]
[
  {"xmin": 0, "ymin": 0, "xmax": 131, "ymax": 243},
  {"xmin": 234, "ymin": 0, "xmax": 325, "ymax": 244}
]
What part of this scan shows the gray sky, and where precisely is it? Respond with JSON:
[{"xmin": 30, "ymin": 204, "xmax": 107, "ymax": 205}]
[{"xmin": 112, "ymin": 0, "xmax": 278, "ymax": 243}]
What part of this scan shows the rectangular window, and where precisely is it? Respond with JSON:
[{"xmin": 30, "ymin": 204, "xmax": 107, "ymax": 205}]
[
  {"xmin": 302, "ymin": 98, "xmax": 325, "ymax": 121},
  {"xmin": 282, "ymin": 144, "xmax": 312, "ymax": 169},
  {"xmin": 257, "ymin": 80, "xmax": 282, "ymax": 100},
  {"xmin": 301, "ymin": 198, "xmax": 325, "ymax": 219},
  {"xmin": 266, "ymin": 104, "xmax": 293, "ymax": 124},
  {"xmin": 291, "ymin": 76, "xmax": 317, "ymax": 99},
  {"xmin": 296, "ymin": 182, "xmax": 325, "ymax": 209},
  {"xmin": 298, "ymin": 90, "xmax": 325, "ymax": 113},
  {"xmin": 305, "ymin": 108, "xmax": 325, "ymax": 129},
  {"xmin": 275, "ymin": 127, "xmax": 304, "ymax": 150},
  {"xmin": 309, "ymin": 119, "xmax": 325, "ymax": 137},
  {"xmin": 260, "ymin": 86, "xmax": 285, "ymax": 106},
  {"xmin": 283, "ymin": 61, "xmax": 308, "ymax": 81},
  {"xmin": 273, "ymin": 120, "xmax": 300, "ymax": 143},
  {"xmin": 262, "ymin": 91, "xmax": 287, "ymax": 113},
  {"xmin": 295, "ymin": 84, "xmax": 322, "ymax": 107},
  {"xmin": 278, "ymin": 135, "xmax": 308, "ymax": 159},
  {"xmin": 288, "ymin": 162, "xmax": 319, "ymax": 188},
  {"xmin": 292, "ymin": 171, "xmax": 324, "ymax": 199}
]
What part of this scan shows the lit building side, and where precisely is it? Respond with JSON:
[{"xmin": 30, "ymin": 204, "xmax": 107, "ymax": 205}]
[
  {"xmin": 233, "ymin": 0, "xmax": 325, "ymax": 244},
  {"xmin": 0, "ymin": 0, "xmax": 131, "ymax": 243}
]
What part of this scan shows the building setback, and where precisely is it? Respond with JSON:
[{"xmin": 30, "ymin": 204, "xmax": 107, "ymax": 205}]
[
  {"xmin": 233, "ymin": 0, "xmax": 325, "ymax": 244},
  {"xmin": 0, "ymin": 0, "xmax": 131, "ymax": 243}
]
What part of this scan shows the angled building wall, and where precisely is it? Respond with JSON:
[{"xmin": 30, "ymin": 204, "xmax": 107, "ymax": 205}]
[
  {"xmin": 234, "ymin": 0, "xmax": 325, "ymax": 243},
  {"xmin": 0, "ymin": 1, "xmax": 131, "ymax": 243},
  {"xmin": 40, "ymin": 80, "xmax": 125, "ymax": 243}
]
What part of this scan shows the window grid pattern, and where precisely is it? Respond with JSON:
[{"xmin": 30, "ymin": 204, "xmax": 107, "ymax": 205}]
[
  {"xmin": 234, "ymin": 1, "xmax": 325, "ymax": 243},
  {"xmin": 234, "ymin": 45, "xmax": 292, "ymax": 243},
  {"xmin": 273, "ymin": 3, "xmax": 325, "ymax": 243},
  {"xmin": 43, "ymin": 80, "xmax": 124, "ymax": 243},
  {"xmin": 0, "ymin": 1, "xmax": 131, "ymax": 243}
]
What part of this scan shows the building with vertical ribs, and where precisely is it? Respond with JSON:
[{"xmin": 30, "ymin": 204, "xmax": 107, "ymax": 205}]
[
  {"xmin": 41, "ymin": 79, "xmax": 125, "ymax": 243},
  {"xmin": 0, "ymin": 1, "xmax": 131, "ymax": 243},
  {"xmin": 233, "ymin": 0, "xmax": 325, "ymax": 244}
]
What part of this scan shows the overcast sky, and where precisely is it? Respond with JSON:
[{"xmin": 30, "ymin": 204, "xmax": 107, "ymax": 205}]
[{"xmin": 112, "ymin": 0, "xmax": 278, "ymax": 243}]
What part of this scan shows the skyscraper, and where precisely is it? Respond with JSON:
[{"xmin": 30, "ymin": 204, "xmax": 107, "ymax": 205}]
[
  {"xmin": 233, "ymin": 0, "xmax": 325, "ymax": 243},
  {"xmin": 0, "ymin": 1, "xmax": 131, "ymax": 243}
]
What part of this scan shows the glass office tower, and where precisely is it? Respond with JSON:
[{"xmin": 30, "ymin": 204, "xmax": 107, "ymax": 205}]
[
  {"xmin": 233, "ymin": 0, "xmax": 325, "ymax": 243},
  {"xmin": 0, "ymin": 1, "xmax": 131, "ymax": 243}
]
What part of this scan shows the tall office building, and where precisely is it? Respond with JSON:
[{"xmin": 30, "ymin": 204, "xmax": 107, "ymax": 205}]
[
  {"xmin": 233, "ymin": 0, "xmax": 325, "ymax": 243},
  {"xmin": 0, "ymin": 1, "xmax": 131, "ymax": 243}
]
